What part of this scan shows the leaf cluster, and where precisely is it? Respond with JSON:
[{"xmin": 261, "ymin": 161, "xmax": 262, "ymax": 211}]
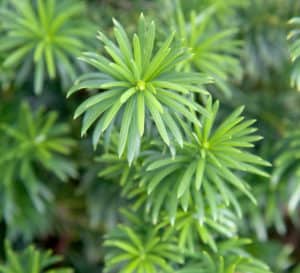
[
  {"xmin": 0, "ymin": 0, "xmax": 94, "ymax": 94},
  {"xmin": 0, "ymin": 102, "xmax": 76, "ymax": 237},
  {"xmin": 68, "ymin": 14, "xmax": 210, "ymax": 162},
  {"xmin": 104, "ymin": 210, "xmax": 183, "ymax": 273},
  {"xmin": 0, "ymin": 241, "xmax": 72, "ymax": 273},
  {"xmin": 170, "ymin": 0, "xmax": 242, "ymax": 96}
]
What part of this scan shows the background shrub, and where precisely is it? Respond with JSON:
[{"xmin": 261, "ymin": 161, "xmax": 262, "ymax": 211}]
[{"xmin": 0, "ymin": 1, "xmax": 300, "ymax": 273}]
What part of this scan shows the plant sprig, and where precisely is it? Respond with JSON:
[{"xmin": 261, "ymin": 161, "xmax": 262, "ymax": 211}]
[{"xmin": 68, "ymin": 14, "xmax": 211, "ymax": 162}]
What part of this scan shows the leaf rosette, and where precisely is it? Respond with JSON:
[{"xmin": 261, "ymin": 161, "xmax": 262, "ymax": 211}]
[{"xmin": 68, "ymin": 14, "xmax": 211, "ymax": 162}]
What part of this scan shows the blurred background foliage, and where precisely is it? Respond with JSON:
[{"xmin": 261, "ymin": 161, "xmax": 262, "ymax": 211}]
[{"xmin": 0, "ymin": 0, "xmax": 300, "ymax": 273}]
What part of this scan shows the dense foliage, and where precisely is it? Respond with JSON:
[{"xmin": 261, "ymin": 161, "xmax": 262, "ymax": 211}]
[{"xmin": 0, "ymin": 0, "xmax": 300, "ymax": 273}]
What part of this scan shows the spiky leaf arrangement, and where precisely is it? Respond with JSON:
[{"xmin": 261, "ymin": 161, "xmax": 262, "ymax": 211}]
[
  {"xmin": 95, "ymin": 131, "xmax": 150, "ymax": 183},
  {"xmin": 140, "ymin": 98, "xmax": 270, "ymax": 222},
  {"xmin": 178, "ymin": 209, "xmax": 236, "ymax": 252},
  {"xmin": 160, "ymin": 208, "xmax": 238, "ymax": 253},
  {"xmin": 238, "ymin": 0, "xmax": 298, "ymax": 85},
  {"xmin": 0, "ymin": 0, "xmax": 93, "ymax": 94},
  {"xmin": 236, "ymin": 178, "xmax": 283, "ymax": 239},
  {"xmin": 272, "ymin": 129, "xmax": 300, "ymax": 215},
  {"xmin": 0, "ymin": 241, "xmax": 73, "ymax": 273},
  {"xmin": 0, "ymin": 102, "xmax": 76, "ymax": 235},
  {"xmin": 288, "ymin": 17, "xmax": 300, "ymax": 90},
  {"xmin": 96, "ymin": 144, "xmax": 238, "ymax": 252},
  {"xmin": 176, "ymin": 238, "xmax": 272, "ymax": 273},
  {"xmin": 68, "ymin": 14, "xmax": 211, "ymax": 162},
  {"xmin": 171, "ymin": 0, "xmax": 242, "ymax": 96},
  {"xmin": 119, "ymin": 171, "xmax": 240, "ymax": 251},
  {"xmin": 104, "ymin": 210, "xmax": 183, "ymax": 273}
]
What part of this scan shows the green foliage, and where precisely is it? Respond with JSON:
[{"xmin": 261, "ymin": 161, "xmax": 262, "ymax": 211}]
[
  {"xmin": 0, "ymin": 241, "xmax": 73, "ymax": 273},
  {"xmin": 96, "ymin": 143, "xmax": 238, "ymax": 252},
  {"xmin": 246, "ymin": 241, "xmax": 294, "ymax": 272},
  {"xmin": 0, "ymin": 102, "xmax": 76, "ymax": 237},
  {"xmin": 80, "ymin": 169, "xmax": 122, "ymax": 229},
  {"xmin": 288, "ymin": 17, "xmax": 300, "ymax": 90},
  {"xmin": 140, "ymin": 98, "xmax": 270, "ymax": 223},
  {"xmin": 68, "ymin": 14, "xmax": 211, "ymax": 162},
  {"xmin": 236, "ymin": 128, "xmax": 300, "ymax": 238},
  {"xmin": 171, "ymin": 0, "xmax": 242, "ymax": 96},
  {"xmin": 176, "ymin": 238, "xmax": 272, "ymax": 273},
  {"xmin": 0, "ymin": 0, "xmax": 300, "ymax": 272},
  {"xmin": 104, "ymin": 210, "xmax": 183, "ymax": 273},
  {"xmin": 161, "ymin": 208, "xmax": 238, "ymax": 253},
  {"xmin": 104, "ymin": 213, "xmax": 272, "ymax": 273},
  {"xmin": 94, "ymin": 131, "xmax": 153, "ymax": 194},
  {"xmin": 272, "ymin": 129, "xmax": 300, "ymax": 216},
  {"xmin": 237, "ymin": 178, "xmax": 286, "ymax": 239},
  {"xmin": 0, "ymin": 0, "xmax": 93, "ymax": 94},
  {"xmin": 237, "ymin": 0, "xmax": 297, "ymax": 86}
]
